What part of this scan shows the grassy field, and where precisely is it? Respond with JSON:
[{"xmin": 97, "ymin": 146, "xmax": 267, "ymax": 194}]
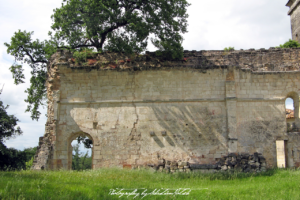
[{"xmin": 0, "ymin": 168, "xmax": 300, "ymax": 200}]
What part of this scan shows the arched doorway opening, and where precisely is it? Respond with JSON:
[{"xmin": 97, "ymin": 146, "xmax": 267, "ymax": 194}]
[{"xmin": 68, "ymin": 132, "xmax": 94, "ymax": 170}]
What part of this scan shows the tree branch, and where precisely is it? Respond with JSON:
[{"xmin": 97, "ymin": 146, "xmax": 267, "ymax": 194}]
[
  {"xmin": 99, "ymin": 20, "xmax": 128, "ymax": 49},
  {"xmin": 20, "ymin": 46, "xmax": 48, "ymax": 64},
  {"xmin": 75, "ymin": 44, "xmax": 96, "ymax": 49}
]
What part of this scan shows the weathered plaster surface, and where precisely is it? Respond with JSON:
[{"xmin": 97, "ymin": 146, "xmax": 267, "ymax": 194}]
[
  {"xmin": 287, "ymin": 0, "xmax": 300, "ymax": 43},
  {"xmin": 33, "ymin": 48, "xmax": 300, "ymax": 170}
]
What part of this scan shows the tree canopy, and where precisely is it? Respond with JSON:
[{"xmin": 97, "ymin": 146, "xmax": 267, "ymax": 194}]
[
  {"xmin": 0, "ymin": 87, "xmax": 27, "ymax": 170},
  {"xmin": 0, "ymin": 87, "xmax": 22, "ymax": 144},
  {"xmin": 4, "ymin": 0, "xmax": 190, "ymax": 120}
]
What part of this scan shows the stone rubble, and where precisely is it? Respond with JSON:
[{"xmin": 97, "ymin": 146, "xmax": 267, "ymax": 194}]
[{"xmin": 140, "ymin": 153, "xmax": 267, "ymax": 173}]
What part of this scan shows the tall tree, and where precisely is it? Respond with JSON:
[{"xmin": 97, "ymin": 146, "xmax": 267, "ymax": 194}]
[
  {"xmin": 72, "ymin": 144, "xmax": 80, "ymax": 170},
  {"xmin": 0, "ymin": 87, "xmax": 23, "ymax": 147},
  {"xmin": 72, "ymin": 143, "xmax": 91, "ymax": 170},
  {"xmin": 4, "ymin": 0, "xmax": 190, "ymax": 120},
  {"xmin": 0, "ymin": 87, "xmax": 24, "ymax": 170}
]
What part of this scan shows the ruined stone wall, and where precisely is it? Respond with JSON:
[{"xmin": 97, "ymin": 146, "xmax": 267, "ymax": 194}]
[
  {"xmin": 286, "ymin": 132, "xmax": 300, "ymax": 167},
  {"xmin": 287, "ymin": 0, "xmax": 300, "ymax": 43},
  {"xmin": 33, "ymin": 48, "xmax": 300, "ymax": 170}
]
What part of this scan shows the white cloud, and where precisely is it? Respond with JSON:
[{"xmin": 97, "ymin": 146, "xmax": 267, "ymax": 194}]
[{"xmin": 182, "ymin": 0, "xmax": 291, "ymax": 50}]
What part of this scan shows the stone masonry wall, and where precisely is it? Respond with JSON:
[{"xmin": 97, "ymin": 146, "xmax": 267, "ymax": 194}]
[
  {"xmin": 287, "ymin": 0, "xmax": 300, "ymax": 43},
  {"xmin": 33, "ymin": 48, "xmax": 300, "ymax": 170}
]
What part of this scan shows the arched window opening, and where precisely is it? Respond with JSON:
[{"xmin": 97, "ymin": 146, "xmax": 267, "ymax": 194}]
[
  {"xmin": 285, "ymin": 92, "xmax": 299, "ymax": 132},
  {"xmin": 69, "ymin": 133, "xmax": 93, "ymax": 170},
  {"xmin": 286, "ymin": 97, "xmax": 295, "ymax": 132}
]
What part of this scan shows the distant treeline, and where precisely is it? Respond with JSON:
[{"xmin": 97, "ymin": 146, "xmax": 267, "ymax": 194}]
[
  {"xmin": 0, "ymin": 144, "xmax": 92, "ymax": 171},
  {"xmin": 0, "ymin": 146, "xmax": 37, "ymax": 170}
]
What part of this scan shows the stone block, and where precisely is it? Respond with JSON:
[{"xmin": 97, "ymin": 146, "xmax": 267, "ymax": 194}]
[
  {"xmin": 178, "ymin": 161, "xmax": 188, "ymax": 167},
  {"xmin": 94, "ymin": 155, "xmax": 103, "ymax": 160},
  {"xmin": 190, "ymin": 164, "xmax": 218, "ymax": 169},
  {"xmin": 158, "ymin": 159, "xmax": 165, "ymax": 165},
  {"xmin": 170, "ymin": 166, "xmax": 178, "ymax": 170},
  {"xmin": 164, "ymin": 168, "xmax": 170, "ymax": 173}
]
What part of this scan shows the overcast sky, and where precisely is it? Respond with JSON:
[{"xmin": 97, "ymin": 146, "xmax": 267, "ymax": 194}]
[{"xmin": 0, "ymin": 0, "xmax": 294, "ymax": 150}]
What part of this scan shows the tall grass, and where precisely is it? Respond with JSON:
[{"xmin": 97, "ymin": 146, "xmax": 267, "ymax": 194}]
[{"xmin": 0, "ymin": 168, "xmax": 299, "ymax": 199}]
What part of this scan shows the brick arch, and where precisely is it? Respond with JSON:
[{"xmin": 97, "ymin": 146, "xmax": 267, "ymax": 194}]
[{"xmin": 67, "ymin": 132, "xmax": 94, "ymax": 170}]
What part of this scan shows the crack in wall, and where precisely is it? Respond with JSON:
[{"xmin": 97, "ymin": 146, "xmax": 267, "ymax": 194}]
[
  {"xmin": 129, "ymin": 72, "xmax": 140, "ymax": 141},
  {"xmin": 115, "ymin": 107, "xmax": 122, "ymax": 129},
  {"xmin": 131, "ymin": 103, "xmax": 139, "ymax": 133}
]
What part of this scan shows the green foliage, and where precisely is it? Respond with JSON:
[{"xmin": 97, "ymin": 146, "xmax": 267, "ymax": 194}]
[
  {"xmin": 76, "ymin": 136, "xmax": 93, "ymax": 149},
  {"xmin": 0, "ymin": 146, "xmax": 37, "ymax": 171},
  {"xmin": 4, "ymin": 0, "xmax": 190, "ymax": 120},
  {"xmin": 0, "ymin": 144, "xmax": 27, "ymax": 170},
  {"xmin": 24, "ymin": 147, "xmax": 37, "ymax": 170},
  {"xmin": 0, "ymin": 87, "xmax": 22, "ymax": 145},
  {"xmin": 72, "ymin": 143, "xmax": 92, "ymax": 170},
  {"xmin": 0, "ymin": 87, "xmax": 37, "ymax": 170},
  {"xmin": 51, "ymin": 0, "xmax": 190, "ymax": 55},
  {"xmin": 277, "ymin": 39, "xmax": 300, "ymax": 48},
  {"xmin": 73, "ymin": 48, "xmax": 98, "ymax": 63},
  {"xmin": 9, "ymin": 65, "xmax": 25, "ymax": 85},
  {"xmin": 0, "ymin": 144, "xmax": 37, "ymax": 171},
  {"xmin": 0, "ymin": 169, "xmax": 300, "ymax": 199},
  {"xmin": 25, "ymin": 157, "xmax": 34, "ymax": 170},
  {"xmin": 224, "ymin": 47, "xmax": 235, "ymax": 51},
  {"xmin": 4, "ymin": 30, "xmax": 54, "ymax": 120},
  {"xmin": 24, "ymin": 69, "xmax": 47, "ymax": 120},
  {"xmin": 152, "ymin": 33, "xmax": 184, "ymax": 59},
  {"xmin": 22, "ymin": 147, "xmax": 37, "ymax": 162}
]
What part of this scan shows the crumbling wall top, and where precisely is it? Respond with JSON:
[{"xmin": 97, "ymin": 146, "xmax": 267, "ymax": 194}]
[{"xmin": 50, "ymin": 48, "xmax": 300, "ymax": 73}]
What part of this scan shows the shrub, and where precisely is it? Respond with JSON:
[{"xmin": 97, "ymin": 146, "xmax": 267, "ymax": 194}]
[
  {"xmin": 277, "ymin": 39, "xmax": 300, "ymax": 48},
  {"xmin": 73, "ymin": 49, "xmax": 98, "ymax": 63},
  {"xmin": 224, "ymin": 47, "xmax": 235, "ymax": 51}
]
